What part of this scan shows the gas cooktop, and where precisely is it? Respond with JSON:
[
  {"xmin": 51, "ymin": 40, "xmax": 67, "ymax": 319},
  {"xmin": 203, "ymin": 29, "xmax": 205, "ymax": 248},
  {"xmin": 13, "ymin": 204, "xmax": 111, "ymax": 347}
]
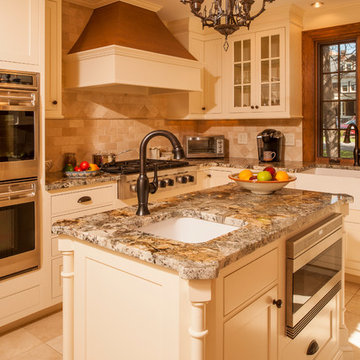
[{"xmin": 101, "ymin": 159, "xmax": 190, "ymax": 175}]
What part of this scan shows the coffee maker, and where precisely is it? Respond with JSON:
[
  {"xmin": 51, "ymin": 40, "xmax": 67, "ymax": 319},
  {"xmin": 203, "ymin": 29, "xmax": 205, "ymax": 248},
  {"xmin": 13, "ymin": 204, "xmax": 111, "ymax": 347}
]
[{"xmin": 257, "ymin": 129, "xmax": 283, "ymax": 162}]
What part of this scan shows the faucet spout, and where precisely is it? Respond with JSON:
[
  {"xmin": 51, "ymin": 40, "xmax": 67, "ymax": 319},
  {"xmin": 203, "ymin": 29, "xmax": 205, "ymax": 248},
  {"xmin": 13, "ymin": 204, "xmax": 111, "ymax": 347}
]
[
  {"xmin": 136, "ymin": 130, "xmax": 185, "ymax": 216},
  {"xmin": 343, "ymin": 123, "xmax": 359, "ymax": 166}
]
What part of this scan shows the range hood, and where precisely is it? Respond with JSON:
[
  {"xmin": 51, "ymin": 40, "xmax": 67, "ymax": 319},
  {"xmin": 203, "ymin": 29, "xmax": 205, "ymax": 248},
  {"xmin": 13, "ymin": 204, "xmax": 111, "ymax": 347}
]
[{"xmin": 64, "ymin": 1, "xmax": 201, "ymax": 94}]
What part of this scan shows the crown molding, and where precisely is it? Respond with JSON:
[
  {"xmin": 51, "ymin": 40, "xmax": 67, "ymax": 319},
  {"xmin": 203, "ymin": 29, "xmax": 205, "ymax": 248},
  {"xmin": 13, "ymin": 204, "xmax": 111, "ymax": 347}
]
[{"xmin": 66, "ymin": 0, "xmax": 162, "ymax": 12}]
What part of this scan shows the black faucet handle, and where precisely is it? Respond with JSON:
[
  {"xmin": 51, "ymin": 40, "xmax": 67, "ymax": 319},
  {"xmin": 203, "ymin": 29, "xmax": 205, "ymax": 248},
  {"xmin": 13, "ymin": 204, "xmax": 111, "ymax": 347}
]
[{"xmin": 149, "ymin": 164, "xmax": 158, "ymax": 194}]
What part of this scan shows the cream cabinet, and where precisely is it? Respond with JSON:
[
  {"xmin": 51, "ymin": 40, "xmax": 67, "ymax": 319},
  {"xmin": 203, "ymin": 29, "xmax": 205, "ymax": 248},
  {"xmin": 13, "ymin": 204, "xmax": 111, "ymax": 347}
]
[
  {"xmin": 49, "ymin": 182, "xmax": 118, "ymax": 301},
  {"xmin": 225, "ymin": 28, "xmax": 286, "ymax": 116},
  {"xmin": 45, "ymin": 0, "xmax": 63, "ymax": 118},
  {"xmin": 0, "ymin": 0, "xmax": 40, "ymax": 67},
  {"xmin": 224, "ymin": 286, "xmax": 278, "ymax": 360}
]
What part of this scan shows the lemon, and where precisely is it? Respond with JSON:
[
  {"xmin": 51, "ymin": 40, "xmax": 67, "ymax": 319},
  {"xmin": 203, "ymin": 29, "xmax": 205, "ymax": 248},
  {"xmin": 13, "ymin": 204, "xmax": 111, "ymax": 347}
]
[
  {"xmin": 238, "ymin": 169, "xmax": 253, "ymax": 180},
  {"xmin": 275, "ymin": 171, "xmax": 289, "ymax": 181}
]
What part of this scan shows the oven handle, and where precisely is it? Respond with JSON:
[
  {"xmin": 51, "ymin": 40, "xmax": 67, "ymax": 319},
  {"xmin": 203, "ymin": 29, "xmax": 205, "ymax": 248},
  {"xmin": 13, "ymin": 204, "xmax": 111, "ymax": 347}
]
[
  {"xmin": 0, "ymin": 94, "xmax": 35, "ymax": 101},
  {"xmin": 292, "ymin": 228, "xmax": 342, "ymax": 272}
]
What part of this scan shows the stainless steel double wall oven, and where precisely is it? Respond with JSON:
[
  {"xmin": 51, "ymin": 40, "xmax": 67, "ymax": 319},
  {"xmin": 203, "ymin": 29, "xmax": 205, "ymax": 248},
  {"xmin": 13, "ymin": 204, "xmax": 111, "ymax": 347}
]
[{"xmin": 0, "ymin": 70, "xmax": 40, "ymax": 279}]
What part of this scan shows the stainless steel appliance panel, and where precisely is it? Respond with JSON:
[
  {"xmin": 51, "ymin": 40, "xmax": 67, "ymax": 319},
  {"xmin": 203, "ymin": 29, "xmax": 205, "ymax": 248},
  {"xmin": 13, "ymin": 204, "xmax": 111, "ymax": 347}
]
[
  {"xmin": 286, "ymin": 213, "xmax": 343, "ymax": 339},
  {"xmin": 0, "ymin": 178, "xmax": 39, "ymax": 279},
  {"xmin": 0, "ymin": 71, "xmax": 39, "ymax": 181}
]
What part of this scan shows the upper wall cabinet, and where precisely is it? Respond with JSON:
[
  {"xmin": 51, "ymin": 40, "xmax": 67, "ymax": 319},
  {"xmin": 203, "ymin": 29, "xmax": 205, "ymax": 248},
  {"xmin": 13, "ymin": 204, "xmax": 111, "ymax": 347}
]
[
  {"xmin": 166, "ymin": 6, "xmax": 303, "ymax": 120},
  {"xmin": 226, "ymin": 28, "xmax": 286, "ymax": 115},
  {"xmin": 0, "ymin": 0, "xmax": 40, "ymax": 67},
  {"xmin": 45, "ymin": 0, "xmax": 63, "ymax": 119}
]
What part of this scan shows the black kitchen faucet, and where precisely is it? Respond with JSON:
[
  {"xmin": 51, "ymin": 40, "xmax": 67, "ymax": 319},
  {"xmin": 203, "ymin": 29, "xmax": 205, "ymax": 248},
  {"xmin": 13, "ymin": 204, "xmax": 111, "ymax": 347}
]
[
  {"xmin": 344, "ymin": 123, "xmax": 359, "ymax": 166},
  {"xmin": 136, "ymin": 130, "xmax": 185, "ymax": 216}
]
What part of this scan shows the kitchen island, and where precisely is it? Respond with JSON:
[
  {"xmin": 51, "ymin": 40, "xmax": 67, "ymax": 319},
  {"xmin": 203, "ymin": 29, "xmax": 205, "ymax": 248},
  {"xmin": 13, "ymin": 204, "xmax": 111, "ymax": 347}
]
[{"xmin": 53, "ymin": 184, "xmax": 353, "ymax": 360}]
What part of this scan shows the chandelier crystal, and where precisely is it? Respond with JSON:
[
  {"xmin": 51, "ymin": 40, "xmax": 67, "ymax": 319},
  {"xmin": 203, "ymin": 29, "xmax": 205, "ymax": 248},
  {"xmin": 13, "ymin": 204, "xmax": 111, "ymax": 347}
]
[{"xmin": 180, "ymin": 0, "xmax": 275, "ymax": 50}]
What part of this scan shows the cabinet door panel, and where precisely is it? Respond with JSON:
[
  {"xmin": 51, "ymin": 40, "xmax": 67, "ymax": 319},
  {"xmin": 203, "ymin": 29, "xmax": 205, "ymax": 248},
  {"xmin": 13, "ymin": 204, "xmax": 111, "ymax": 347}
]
[
  {"xmin": 45, "ymin": 0, "xmax": 62, "ymax": 118},
  {"xmin": 224, "ymin": 286, "xmax": 278, "ymax": 360},
  {"xmin": 204, "ymin": 39, "xmax": 222, "ymax": 114},
  {"xmin": 256, "ymin": 28, "xmax": 286, "ymax": 113},
  {"xmin": 0, "ymin": 0, "xmax": 39, "ymax": 65},
  {"xmin": 228, "ymin": 34, "xmax": 256, "ymax": 113}
]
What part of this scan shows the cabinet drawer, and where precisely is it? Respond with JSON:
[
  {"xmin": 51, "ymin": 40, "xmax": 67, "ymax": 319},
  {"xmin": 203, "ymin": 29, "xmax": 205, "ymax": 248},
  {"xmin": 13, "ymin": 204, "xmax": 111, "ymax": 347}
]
[
  {"xmin": 52, "ymin": 257, "xmax": 63, "ymax": 299},
  {"xmin": 281, "ymin": 295, "xmax": 338, "ymax": 360},
  {"xmin": 51, "ymin": 184, "xmax": 115, "ymax": 217},
  {"xmin": 0, "ymin": 286, "xmax": 40, "ymax": 320},
  {"xmin": 224, "ymin": 249, "xmax": 278, "ymax": 315}
]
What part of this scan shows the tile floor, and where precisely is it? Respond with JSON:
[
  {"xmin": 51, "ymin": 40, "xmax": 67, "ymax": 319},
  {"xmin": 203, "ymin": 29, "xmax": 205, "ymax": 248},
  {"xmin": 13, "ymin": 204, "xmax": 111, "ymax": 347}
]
[{"xmin": 1, "ymin": 282, "xmax": 360, "ymax": 359}]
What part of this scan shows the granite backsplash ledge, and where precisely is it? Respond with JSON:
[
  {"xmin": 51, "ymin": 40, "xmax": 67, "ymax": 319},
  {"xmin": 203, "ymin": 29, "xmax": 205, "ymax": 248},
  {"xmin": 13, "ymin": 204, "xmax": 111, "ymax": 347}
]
[{"xmin": 52, "ymin": 184, "xmax": 352, "ymax": 280}]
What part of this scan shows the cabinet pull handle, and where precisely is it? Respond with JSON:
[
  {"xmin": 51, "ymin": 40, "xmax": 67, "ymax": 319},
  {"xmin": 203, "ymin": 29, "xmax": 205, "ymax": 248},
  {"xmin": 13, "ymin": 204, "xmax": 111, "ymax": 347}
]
[
  {"xmin": 78, "ymin": 196, "xmax": 92, "ymax": 204},
  {"xmin": 306, "ymin": 340, "xmax": 319, "ymax": 355},
  {"xmin": 52, "ymin": 100, "xmax": 58, "ymax": 105},
  {"xmin": 272, "ymin": 299, "xmax": 282, "ymax": 308}
]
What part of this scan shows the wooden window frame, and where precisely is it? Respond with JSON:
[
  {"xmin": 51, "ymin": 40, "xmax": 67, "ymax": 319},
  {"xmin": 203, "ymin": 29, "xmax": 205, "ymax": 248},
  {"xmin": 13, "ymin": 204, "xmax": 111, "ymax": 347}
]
[{"xmin": 302, "ymin": 23, "xmax": 360, "ymax": 164}]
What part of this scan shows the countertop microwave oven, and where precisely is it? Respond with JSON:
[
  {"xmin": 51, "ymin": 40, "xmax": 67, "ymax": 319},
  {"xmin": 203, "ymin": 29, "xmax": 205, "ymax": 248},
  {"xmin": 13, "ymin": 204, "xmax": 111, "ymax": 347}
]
[{"xmin": 184, "ymin": 135, "xmax": 225, "ymax": 159}]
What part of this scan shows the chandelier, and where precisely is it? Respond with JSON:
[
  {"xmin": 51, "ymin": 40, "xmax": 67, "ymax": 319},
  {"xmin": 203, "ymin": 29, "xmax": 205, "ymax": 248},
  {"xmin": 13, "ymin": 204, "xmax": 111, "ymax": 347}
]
[{"xmin": 180, "ymin": 0, "xmax": 275, "ymax": 50}]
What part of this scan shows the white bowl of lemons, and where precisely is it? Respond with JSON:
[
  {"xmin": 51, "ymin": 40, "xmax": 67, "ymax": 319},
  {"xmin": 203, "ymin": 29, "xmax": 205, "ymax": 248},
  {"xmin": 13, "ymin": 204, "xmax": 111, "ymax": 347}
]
[{"xmin": 228, "ymin": 167, "xmax": 296, "ymax": 195}]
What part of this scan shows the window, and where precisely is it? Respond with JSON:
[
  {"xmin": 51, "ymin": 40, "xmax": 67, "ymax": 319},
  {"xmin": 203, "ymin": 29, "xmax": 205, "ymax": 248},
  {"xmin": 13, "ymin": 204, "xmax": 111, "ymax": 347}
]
[
  {"xmin": 320, "ymin": 41, "xmax": 357, "ymax": 159},
  {"xmin": 302, "ymin": 23, "xmax": 360, "ymax": 163}
]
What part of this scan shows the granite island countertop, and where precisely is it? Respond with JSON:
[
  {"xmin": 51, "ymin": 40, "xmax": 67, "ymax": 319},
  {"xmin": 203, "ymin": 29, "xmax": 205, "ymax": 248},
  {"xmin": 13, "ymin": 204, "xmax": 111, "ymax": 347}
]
[{"xmin": 52, "ymin": 184, "xmax": 352, "ymax": 280}]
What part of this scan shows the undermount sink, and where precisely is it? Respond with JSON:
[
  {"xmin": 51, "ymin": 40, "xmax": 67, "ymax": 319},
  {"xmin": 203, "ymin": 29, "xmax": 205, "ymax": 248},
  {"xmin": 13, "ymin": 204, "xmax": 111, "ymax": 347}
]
[
  {"xmin": 302, "ymin": 167, "xmax": 360, "ymax": 178},
  {"xmin": 139, "ymin": 217, "xmax": 239, "ymax": 244}
]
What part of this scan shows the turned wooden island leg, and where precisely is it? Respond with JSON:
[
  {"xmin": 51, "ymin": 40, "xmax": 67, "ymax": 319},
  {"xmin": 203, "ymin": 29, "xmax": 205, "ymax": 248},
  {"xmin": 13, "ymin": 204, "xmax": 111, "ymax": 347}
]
[
  {"xmin": 188, "ymin": 280, "xmax": 212, "ymax": 360},
  {"xmin": 59, "ymin": 237, "xmax": 75, "ymax": 360}
]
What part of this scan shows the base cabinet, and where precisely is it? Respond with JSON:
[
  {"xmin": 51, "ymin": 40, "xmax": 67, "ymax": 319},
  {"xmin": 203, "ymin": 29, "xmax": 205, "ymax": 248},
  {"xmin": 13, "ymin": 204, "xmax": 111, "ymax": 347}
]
[{"xmin": 224, "ymin": 286, "xmax": 278, "ymax": 360}]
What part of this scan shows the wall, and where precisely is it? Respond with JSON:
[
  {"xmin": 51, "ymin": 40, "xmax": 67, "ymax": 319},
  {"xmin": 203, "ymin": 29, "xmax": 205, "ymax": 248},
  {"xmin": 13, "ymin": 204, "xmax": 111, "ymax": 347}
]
[{"xmin": 46, "ymin": 1, "xmax": 303, "ymax": 172}]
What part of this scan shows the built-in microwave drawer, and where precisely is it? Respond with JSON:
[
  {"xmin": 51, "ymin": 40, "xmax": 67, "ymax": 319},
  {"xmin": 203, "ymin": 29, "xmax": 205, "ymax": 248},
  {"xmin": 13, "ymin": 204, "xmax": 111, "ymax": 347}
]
[{"xmin": 51, "ymin": 184, "xmax": 115, "ymax": 217}]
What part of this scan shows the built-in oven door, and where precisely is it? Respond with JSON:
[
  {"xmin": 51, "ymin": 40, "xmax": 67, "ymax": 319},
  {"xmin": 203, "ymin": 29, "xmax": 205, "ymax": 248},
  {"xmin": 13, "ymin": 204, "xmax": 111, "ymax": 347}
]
[
  {"xmin": 0, "ymin": 89, "xmax": 39, "ymax": 181},
  {"xmin": 0, "ymin": 179, "xmax": 39, "ymax": 279}
]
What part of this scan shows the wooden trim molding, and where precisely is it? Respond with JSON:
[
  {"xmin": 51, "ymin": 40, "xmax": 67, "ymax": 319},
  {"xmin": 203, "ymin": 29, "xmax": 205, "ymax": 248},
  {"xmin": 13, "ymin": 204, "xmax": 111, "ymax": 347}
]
[{"xmin": 302, "ymin": 22, "xmax": 360, "ymax": 162}]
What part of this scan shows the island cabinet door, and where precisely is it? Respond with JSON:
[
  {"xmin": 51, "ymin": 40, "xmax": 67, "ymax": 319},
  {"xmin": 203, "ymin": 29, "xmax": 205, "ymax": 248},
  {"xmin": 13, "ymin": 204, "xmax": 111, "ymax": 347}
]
[
  {"xmin": 72, "ymin": 242, "xmax": 181, "ymax": 360},
  {"xmin": 223, "ymin": 286, "xmax": 278, "ymax": 360}
]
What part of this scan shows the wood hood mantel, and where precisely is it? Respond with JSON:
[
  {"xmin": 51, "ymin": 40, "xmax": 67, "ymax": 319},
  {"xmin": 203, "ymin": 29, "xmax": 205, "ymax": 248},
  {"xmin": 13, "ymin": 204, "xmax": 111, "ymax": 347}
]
[{"xmin": 64, "ymin": 1, "xmax": 201, "ymax": 94}]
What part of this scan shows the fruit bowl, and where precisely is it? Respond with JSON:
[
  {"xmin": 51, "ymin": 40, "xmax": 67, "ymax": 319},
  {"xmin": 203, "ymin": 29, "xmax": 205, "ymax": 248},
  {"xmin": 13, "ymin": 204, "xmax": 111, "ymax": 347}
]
[
  {"xmin": 64, "ymin": 170, "xmax": 100, "ymax": 178},
  {"xmin": 228, "ymin": 173, "xmax": 296, "ymax": 195}
]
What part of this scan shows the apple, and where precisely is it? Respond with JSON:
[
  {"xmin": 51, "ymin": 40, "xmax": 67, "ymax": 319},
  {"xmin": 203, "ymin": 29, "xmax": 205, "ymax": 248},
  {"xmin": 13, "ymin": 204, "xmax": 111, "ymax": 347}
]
[
  {"xmin": 249, "ymin": 176, "xmax": 257, "ymax": 181},
  {"xmin": 257, "ymin": 171, "xmax": 273, "ymax": 181},
  {"xmin": 74, "ymin": 166, "xmax": 81, "ymax": 172},
  {"xmin": 263, "ymin": 166, "xmax": 276, "ymax": 178}
]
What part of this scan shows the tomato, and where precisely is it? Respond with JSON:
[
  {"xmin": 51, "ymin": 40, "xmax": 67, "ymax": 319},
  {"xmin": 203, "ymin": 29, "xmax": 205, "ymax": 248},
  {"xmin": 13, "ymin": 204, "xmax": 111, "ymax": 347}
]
[
  {"xmin": 79, "ymin": 161, "xmax": 90, "ymax": 171},
  {"xmin": 74, "ymin": 166, "xmax": 81, "ymax": 172}
]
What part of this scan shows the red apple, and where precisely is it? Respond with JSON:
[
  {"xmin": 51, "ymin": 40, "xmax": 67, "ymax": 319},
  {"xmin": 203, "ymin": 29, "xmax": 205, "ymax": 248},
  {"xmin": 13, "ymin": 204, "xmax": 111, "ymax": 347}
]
[
  {"xmin": 74, "ymin": 166, "xmax": 81, "ymax": 172},
  {"xmin": 263, "ymin": 166, "xmax": 276, "ymax": 178},
  {"xmin": 249, "ymin": 176, "xmax": 257, "ymax": 181}
]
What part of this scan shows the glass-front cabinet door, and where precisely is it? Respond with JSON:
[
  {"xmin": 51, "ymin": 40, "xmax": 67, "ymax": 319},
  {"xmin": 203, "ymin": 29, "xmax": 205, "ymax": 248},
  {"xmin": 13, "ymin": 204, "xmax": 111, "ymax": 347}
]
[
  {"xmin": 231, "ymin": 34, "xmax": 256, "ymax": 112},
  {"xmin": 256, "ymin": 28, "xmax": 285, "ymax": 112},
  {"xmin": 229, "ymin": 28, "xmax": 285, "ymax": 114}
]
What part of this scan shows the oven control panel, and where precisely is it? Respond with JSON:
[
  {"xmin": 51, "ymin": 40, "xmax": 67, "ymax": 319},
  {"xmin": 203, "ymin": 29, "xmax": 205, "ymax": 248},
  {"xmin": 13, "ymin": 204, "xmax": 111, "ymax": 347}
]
[{"xmin": 118, "ymin": 169, "xmax": 198, "ymax": 200}]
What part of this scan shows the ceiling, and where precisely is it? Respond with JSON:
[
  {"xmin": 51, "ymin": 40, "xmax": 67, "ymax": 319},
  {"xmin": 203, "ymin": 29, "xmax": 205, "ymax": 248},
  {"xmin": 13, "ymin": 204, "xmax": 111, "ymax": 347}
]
[{"xmin": 67, "ymin": 0, "xmax": 360, "ymax": 22}]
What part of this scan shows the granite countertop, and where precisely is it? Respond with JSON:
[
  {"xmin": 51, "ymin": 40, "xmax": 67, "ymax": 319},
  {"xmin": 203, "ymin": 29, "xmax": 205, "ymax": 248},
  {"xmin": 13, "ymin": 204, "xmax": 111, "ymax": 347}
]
[
  {"xmin": 45, "ymin": 157, "xmax": 360, "ymax": 191},
  {"xmin": 45, "ymin": 171, "xmax": 122, "ymax": 191},
  {"xmin": 52, "ymin": 184, "xmax": 351, "ymax": 280}
]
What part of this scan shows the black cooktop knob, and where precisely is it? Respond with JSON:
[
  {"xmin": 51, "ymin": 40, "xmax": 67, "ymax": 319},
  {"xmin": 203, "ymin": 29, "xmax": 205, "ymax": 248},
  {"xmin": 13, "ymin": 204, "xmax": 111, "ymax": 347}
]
[
  {"xmin": 165, "ymin": 178, "xmax": 174, "ymax": 186},
  {"xmin": 159, "ymin": 180, "xmax": 167, "ymax": 188},
  {"xmin": 177, "ymin": 176, "xmax": 187, "ymax": 184},
  {"xmin": 187, "ymin": 175, "xmax": 195, "ymax": 182}
]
